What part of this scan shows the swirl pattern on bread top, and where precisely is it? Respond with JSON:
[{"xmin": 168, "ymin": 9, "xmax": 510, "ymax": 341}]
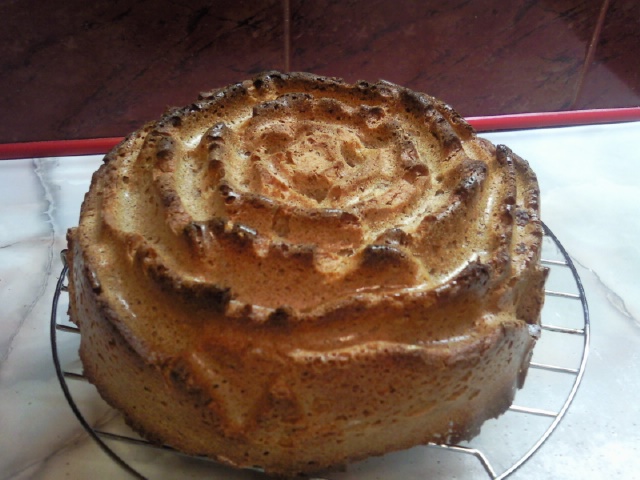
[{"xmin": 85, "ymin": 72, "xmax": 541, "ymax": 324}]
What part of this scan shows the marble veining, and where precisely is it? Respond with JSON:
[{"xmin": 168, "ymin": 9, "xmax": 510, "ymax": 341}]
[{"xmin": 1, "ymin": 123, "xmax": 640, "ymax": 479}]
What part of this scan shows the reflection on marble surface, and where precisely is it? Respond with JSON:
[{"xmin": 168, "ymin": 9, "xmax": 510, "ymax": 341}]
[{"xmin": 1, "ymin": 122, "xmax": 639, "ymax": 479}]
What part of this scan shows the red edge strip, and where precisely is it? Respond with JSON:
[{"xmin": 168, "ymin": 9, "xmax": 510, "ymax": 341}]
[
  {"xmin": 0, "ymin": 137, "xmax": 124, "ymax": 161},
  {"xmin": 1, "ymin": 107, "xmax": 639, "ymax": 161}
]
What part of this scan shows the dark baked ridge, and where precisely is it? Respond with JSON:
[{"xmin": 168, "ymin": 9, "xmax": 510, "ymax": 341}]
[{"xmin": 67, "ymin": 71, "xmax": 548, "ymax": 475}]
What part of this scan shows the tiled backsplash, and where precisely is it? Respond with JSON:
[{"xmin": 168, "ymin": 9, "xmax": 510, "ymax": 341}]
[{"xmin": 1, "ymin": 0, "xmax": 638, "ymax": 143}]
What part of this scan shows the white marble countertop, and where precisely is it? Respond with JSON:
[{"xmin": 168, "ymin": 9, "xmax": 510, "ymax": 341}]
[{"xmin": 1, "ymin": 121, "xmax": 639, "ymax": 479}]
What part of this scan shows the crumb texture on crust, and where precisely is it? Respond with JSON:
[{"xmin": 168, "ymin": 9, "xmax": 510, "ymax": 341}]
[{"xmin": 67, "ymin": 71, "xmax": 547, "ymax": 476}]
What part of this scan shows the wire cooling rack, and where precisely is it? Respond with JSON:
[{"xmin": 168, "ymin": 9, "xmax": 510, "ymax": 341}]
[{"xmin": 50, "ymin": 223, "xmax": 589, "ymax": 480}]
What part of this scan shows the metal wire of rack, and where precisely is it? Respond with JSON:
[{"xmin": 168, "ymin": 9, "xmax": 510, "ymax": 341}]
[{"xmin": 50, "ymin": 223, "xmax": 590, "ymax": 480}]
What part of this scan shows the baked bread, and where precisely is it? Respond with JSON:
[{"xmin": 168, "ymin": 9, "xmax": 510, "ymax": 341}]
[{"xmin": 66, "ymin": 71, "xmax": 548, "ymax": 476}]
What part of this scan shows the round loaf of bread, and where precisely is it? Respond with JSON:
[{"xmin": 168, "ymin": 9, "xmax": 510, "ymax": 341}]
[{"xmin": 66, "ymin": 71, "xmax": 548, "ymax": 476}]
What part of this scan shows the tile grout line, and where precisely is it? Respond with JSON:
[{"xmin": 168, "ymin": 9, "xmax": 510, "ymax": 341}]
[
  {"xmin": 283, "ymin": 0, "xmax": 291, "ymax": 72},
  {"xmin": 570, "ymin": 0, "xmax": 611, "ymax": 109}
]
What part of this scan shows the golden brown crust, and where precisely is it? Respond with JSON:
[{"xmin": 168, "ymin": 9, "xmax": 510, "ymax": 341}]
[{"xmin": 67, "ymin": 71, "xmax": 547, "ymax": 476}]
